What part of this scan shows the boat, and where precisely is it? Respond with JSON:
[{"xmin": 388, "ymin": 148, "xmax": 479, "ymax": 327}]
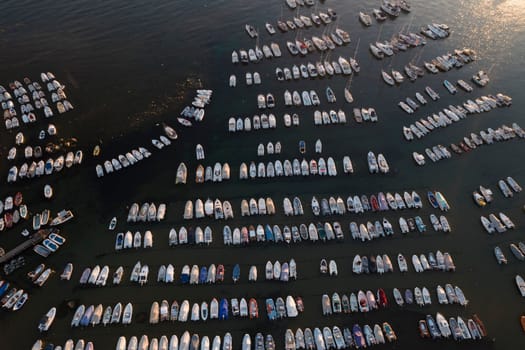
[
  {"xmin": 176, "ymin": 162, "xmax": 187, "ymax": 184},
  {"xmin": 50, "ymin": 209, "xmax": 74, "ymax": 226},
  {"xmin": 382, "ymin": 70, "xmax": 394, "ymax": 85},
  {"xmin": 359, "ymin": 11, "xmax": 372, "ymax": 26},
  {"xmin": 517, "ymin": 275, "xmax": 525, "ymax": 296},
  {"xmin": 38, "ymin": 307, "xmax": 56, "ymax": 332},
  {"xmin": 367, "ymin": 151, "xmax": 378, "ymax": 173},
  {"xmin": 245, "ymin": 24, "xmax": 258, "ymax": 38},
  {"xmin": 444, "ymin": 80, "xmax": 457, "ymax": 94}
]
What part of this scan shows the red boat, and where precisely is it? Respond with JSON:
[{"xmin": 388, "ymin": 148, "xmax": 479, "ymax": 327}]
[
  {"xmin": 249, "ymin": 298, "xmax": 258, "ymax": 319},
  {"xmin": 459, "ymin": 141, "xmax": 471, "ymax": 152},
  {"xmin": 295, "ymin": 296, "xmax": 304, "ymax": 312},
  {"xmin": 419, "ymin": 320, "xmax": 430, "ymax": 338},
  {"xmin": 4, "ymin": 212, "xmax": 13, "ymax": 228},
  {"xmin": 216, "ymin": 264, "xmax": 225, "ymax": 282},
  {"xmin": 241, "ymin": 227, "xmax": 249, "ymax": 244},
  {"xmin": 473, "ymin": 314, "xmax": 487, "ymax": 337},
  {"xmin": 370, "ymin": 195, "xmax": 380, "ymax": 212},
  {"xmin": 14, "ymin": 192, "xmax": 23, "ymax": 207},
  {"xmin": 377, "ymin": 288, "xmax": 388, "ymax": 307}
]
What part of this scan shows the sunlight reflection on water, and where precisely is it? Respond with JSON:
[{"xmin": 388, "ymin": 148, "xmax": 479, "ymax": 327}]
[{"xmin": 454, "ymin": 0, "xmax": 525, "ymax": 62}]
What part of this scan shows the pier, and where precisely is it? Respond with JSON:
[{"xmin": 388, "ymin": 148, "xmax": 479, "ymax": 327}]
[{"xmin": 0, "ymin": 229, "xmax": 50, "ymax": 264}]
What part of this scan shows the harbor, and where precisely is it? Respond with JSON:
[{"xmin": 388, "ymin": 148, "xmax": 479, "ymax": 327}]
[{"xmin": 0, "ymin": 0, "xmax": 525, "ymax": 349}]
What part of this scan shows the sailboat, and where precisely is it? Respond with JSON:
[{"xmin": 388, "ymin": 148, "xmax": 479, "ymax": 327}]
[
  {"xmin": 344, "ymin": 77, "xmax": 354, "ymax": 103},
  {"xmin": 344, "ymin": 39, "xmax": 359, "ymax": 103}
]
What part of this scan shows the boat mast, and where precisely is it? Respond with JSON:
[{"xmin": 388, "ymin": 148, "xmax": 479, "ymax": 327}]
[
  {"xmin": 376, "ymin": 23, "xmax": 383, "ymax": 42},
  {"xmin": 353, "ymin": 37, "xmax": 360, "ymax": 59}
]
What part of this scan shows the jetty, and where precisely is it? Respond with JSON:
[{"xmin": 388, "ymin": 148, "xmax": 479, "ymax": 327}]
[{"xmin": 0, "ymin": 229, "xmax": 50, "ymax": 264}]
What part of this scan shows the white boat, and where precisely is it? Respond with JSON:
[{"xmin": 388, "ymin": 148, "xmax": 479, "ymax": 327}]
[
  {"xmin": 367, "ymin": 151, "xmax": 378, "ymax": 173},
  {"xmin": 381, "ymin": 70, "xmax": 394, "ymax": 85},
  {"xmin": 359, "ymin": 11, "xmax": 372, "ymax": 26},
  {"xmin": 516, "ymin": 275, "xmax": 525, "ymax": 297},
  {"xmin": 176, "ymin": 162, "xmax": 187, "ymax": 184},
  {"xmin": 377, "ymin": 154, "xmax": 389, "ymax": 173},
  {"xmin": 38, "ymin": 307, "xmax": 56, "ymax": 332}
]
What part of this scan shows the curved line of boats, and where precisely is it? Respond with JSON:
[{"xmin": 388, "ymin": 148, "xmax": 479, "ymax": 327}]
[
  {"xmin": 403, "ymin": 93, "xmax": 511, "ymax": 141},
  {"xmin": 369, "ymin": 32, "xmax": 426, "ymax": 59},
  {"xmin": 413, "ymin": 123, "xmax": 524, "ymax": 166},
  {"xmin": 352, "ymin": 250, "xmax": 456, "ymax": 275},
  {"xmin": 95, "ymin": 133, "xmax": 178, "ymax": 177},
  {"xmin": 275, "ymin": 56, "xmax": 359, "ymax": 82},
  {"xmin": 7, "ymin": 151, "xmax": 83, "ymax": 183},
  {"xmin": 284, "ymin": 29, "xmax": 350, "ymax": 57}
]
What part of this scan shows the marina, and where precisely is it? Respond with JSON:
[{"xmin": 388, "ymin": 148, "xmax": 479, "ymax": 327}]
[{"xmin": 1, "ymin": 0, "xmax": 525, "ymax": 349}]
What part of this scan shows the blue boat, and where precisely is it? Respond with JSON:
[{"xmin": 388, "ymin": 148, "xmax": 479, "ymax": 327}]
[
  {"xmin": 42, "ymin": 239, "xmax": 59, "ymax": 252},
  {"xmin": 443, "ymin": 79, "xmax": 457, "ymax": 94},
  {"xmin": 427, "ymin": 191, "xmax": 439, "ymax": 209},
  {"xmin": 199, "ymin": 266, "xmax": 208, "ymax": 284},
  {"xmin": 426, "ymin": 314, "xmax": 441, "ymax": 339},
  {"xmin": 435, "ymin": 191, "xmax": 450, "ymax": 211},
  {"xmin": 0, "ymin": 281, "xmax": 10, "ymax": 297},
  {"xmin": 44, "ymin": 161, "xmax": 53, "ymax": 174},
  {"xmin": 180, "ymin": 265, "xmax": 190, "ymax": 284},
  {"xmin": 404, "ymin": 289, "xmax": 414, "ymax": 304},
  {"xmin": 264, "ymin": 224, "xmax": 274, "ymax": 242},
  {"xmin": 265, "ymin": 298, "xmax": 277, "ymax": 320},
  {"xmin": 188, "ymin": 227, "xmax": 195, "ymax": 243},
  {"xmin": 317, "ymin": 222, "xmax": 326, "ymax": 240},
  {"xmin": 415, "ymin": 216, "xmax": 426, "ymax": 232},
  {"xmin": 232, "ymin": 264, "xmax": 240, "ymax": 283},
  {"xmin": 44, "ymin": 344, "xmax": 54, "ymax": 350},
  {"xmin": 219, "ymin": 298, "xmax": 229, "ymax": 320},
  {"xmin": 299, "ymin": 140, "xmax": 306, "ymax": 154},
  {"xmin": 115, "ymin": 233, "xmax": 123, "ymax": 249},
  {"xmin": 412, "ymin": 191, "xmax": 422, "ymax": 207},
  {"xmin": 80, "ymin": 305, "xmax": 94, "ymax": 326},
  {"xmin": 49, "ymin": 232, "xmax": 66, "ymax": 245},
  {"xmin": 352, "ymin": 324, "xmax": 366, "ymax": 348}
]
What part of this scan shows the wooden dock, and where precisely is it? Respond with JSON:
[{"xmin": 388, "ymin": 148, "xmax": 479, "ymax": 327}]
[{"xmin": 0, "ymin": 229, "xmax": 50, "ymax": 264}]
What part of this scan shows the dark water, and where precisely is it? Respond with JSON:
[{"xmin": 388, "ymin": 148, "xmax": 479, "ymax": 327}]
[{"xmin": 1, "ymin": 0, "xmax": 525, "ymax": 348}]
